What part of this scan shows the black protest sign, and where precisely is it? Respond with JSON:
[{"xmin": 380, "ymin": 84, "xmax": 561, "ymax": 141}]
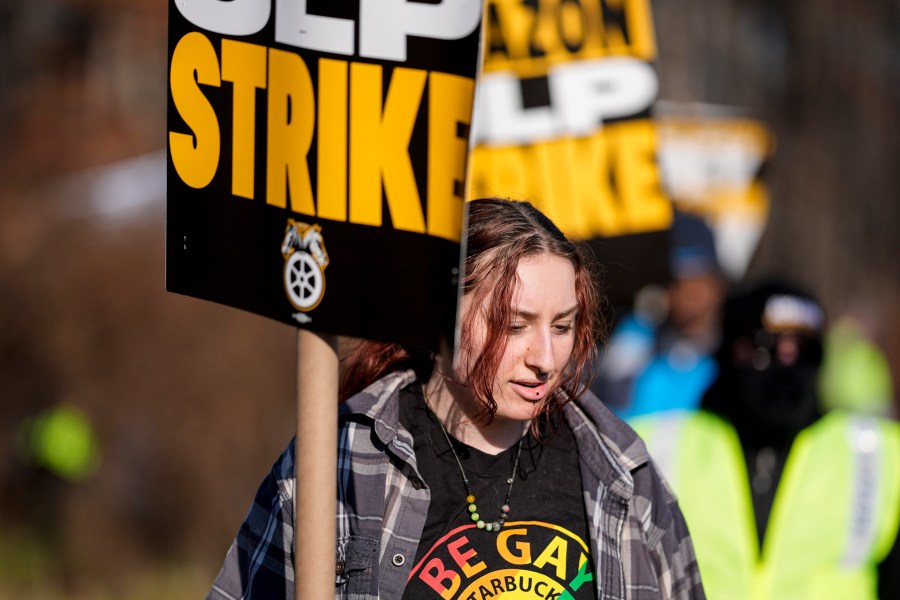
[
  {"xmin": 166, "ymin": 0, "xmax": 482, "ymax": 352},
  {"xmin": 469, "ymin": 0, "xmax": 671, "ymax": 307}
]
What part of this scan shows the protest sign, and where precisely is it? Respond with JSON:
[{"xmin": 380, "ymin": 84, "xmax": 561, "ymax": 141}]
[
  {"xmin": 469, "ymin": 0, "xmax": 670, "ymax": 308},
  {"xmin": 656, "ymin": 103, "xmax": 775, "ymax": 281},
  {"xmin": 166, "ymin": 3, "xmax": 483, "ymax": 598},
  {"xmin": 167, "ymin": 0, "xmax": 483, "ymax": 352}
]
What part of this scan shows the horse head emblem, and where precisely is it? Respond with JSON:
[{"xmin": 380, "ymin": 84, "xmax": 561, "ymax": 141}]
[{"xmin": 281, "ymin": 220, "xmax": 329, "ymax": 312}]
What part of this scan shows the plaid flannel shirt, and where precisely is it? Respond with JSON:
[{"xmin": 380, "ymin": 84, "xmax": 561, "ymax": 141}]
[{"xmin": 207, "ymin": 370, "xmax": 705, "ymax": 600}]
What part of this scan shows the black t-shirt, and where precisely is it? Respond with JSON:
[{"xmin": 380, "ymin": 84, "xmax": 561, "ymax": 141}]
[{"xmin": 399, "ymin": 384, "xmax": 598, "ymax": 600}]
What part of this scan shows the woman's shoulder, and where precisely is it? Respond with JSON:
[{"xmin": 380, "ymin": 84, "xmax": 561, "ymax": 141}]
[
  {"xmin": 263, "ymin": 370, "xmax": 419, "ymax": 503},
  {"xmin": 568, "ymin": 390, "xmax": 704, "ymax": 593},
  {"xmin": 567, "ymin": 389, "xmax": 653, "ymax": 474},
  {"xmin": 339, "ymin": 369, "xmax": 418, "ymax": 422}
]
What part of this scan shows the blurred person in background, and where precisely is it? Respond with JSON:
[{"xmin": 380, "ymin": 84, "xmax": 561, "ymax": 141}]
[
  {"xmin": 633, "ymin": 279, "xmax": 900, "ymax": 599},
  {"xmin": 819, "ymin": 307, "xmax": 895, "ymax": 418},
  {"xmin": 591, "ymin": 212, "xmax": 727, "ymax": 420},
  {"xmin": 204, "ymin": 199, "xmax": 705, "ymax": 600}
]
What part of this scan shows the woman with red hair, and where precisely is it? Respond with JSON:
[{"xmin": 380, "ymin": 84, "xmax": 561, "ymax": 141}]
[{"xmin": 207, "ymin": 199, "xmax": 705, "ymax": 600}]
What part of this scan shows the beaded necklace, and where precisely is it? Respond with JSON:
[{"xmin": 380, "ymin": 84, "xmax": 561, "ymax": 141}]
[{"xmin": 425, "ymin": 390, "xmax": 524, "ymax": 533}]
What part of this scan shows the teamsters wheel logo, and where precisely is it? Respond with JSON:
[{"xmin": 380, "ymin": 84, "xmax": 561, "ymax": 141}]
[{"xmin": 281, "ymin": 220, "xmax": 329, "ymax": 312}]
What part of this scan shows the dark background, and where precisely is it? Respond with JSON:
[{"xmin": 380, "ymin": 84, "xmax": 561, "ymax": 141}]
[{"xmin": 0, "ymin": 1, "xmax": 897, "ymax": 597}]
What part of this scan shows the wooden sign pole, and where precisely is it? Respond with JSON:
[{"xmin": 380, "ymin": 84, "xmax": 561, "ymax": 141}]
[{"xmin": 295, "ymin": 329, "xmax": 339, "ymax": 600}]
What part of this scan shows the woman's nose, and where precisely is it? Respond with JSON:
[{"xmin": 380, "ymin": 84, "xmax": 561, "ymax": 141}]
[{"xmin": 525, "ymin": 331, "xmax": 554, "ymax": 377}]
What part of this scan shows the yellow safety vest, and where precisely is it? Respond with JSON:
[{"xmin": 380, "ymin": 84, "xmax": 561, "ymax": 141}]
[{"xmin": 634, "ymin": 410, "xmax": 900, "ymax": 600}]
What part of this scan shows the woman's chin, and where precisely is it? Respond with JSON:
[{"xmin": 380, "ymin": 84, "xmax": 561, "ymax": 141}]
[{"xmin": 492, "ymin": 396, "xmax": 543, "ymax": 423}]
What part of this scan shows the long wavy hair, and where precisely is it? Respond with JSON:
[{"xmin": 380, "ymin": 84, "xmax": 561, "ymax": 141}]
[{"xmin": 340, "ymin": 198, "xmax": 606, "ymax": 430}]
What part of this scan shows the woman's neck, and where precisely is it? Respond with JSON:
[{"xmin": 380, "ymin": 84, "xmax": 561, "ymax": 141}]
[{"xmin": 423, "ymin": 372, "xmax": 528, "ymax": 455}]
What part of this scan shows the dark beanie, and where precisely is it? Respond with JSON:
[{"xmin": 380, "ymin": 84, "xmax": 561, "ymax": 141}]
[
  {"xmin": 669, "ymin": 211, "xmax": 720, "ymax": 279},
  {"xmin": 716, "ymin": 278, "xmax": 825, "ymax": 367}
]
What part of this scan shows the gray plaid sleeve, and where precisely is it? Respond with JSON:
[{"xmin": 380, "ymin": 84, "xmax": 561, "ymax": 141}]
[
  {"xmin": 628, "ymin": 459, "xmax": 705, "ymax": 600},
  {"xmin": 206, "ymin": 440, "xmax": 296, "ymax": 600}
]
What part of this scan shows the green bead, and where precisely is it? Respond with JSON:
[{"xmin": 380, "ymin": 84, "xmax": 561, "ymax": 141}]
[
  {"xmin": 477, "ymin": 520, "xmax": 485, "ymax": 529},
  {"xmin": 470, "ymin": 512, "xmax": 479, "ymax": 521},
  {"xmin": 468, "ymin": 503, "xmax": 477, "ymax": 512},
  {"xmin": 485, "ymin": 523, "xmax": 493, "ymax": 532}
]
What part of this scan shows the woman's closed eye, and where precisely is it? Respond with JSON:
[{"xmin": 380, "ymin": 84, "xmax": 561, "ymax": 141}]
[{"xmin": 552, "ymin": 322, "xmax": 573, "ymax": 334}]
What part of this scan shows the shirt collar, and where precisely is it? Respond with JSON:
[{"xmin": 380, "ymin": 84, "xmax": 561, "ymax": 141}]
[
  {"xmin": 340, "ymin": 369, "xmax": 418, "ymax": 450},
  {"xmin": 564, "ymin": 391, "xmax": 651, "ymax": 501}
]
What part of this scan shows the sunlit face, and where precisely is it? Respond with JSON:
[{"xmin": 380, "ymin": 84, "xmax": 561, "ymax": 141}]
[{"xmin": 458, "ymin": 253, "xmax": 579, "ymax": 422}]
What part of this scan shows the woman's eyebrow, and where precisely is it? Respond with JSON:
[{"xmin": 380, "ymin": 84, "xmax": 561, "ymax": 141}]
[
  {"xmin": 555, "ymin": 306, "xmax": 579, "ymax": 320},
  {"xmin": 512, "ymin": 306, "xmax": 579, "ymax": 321}
]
